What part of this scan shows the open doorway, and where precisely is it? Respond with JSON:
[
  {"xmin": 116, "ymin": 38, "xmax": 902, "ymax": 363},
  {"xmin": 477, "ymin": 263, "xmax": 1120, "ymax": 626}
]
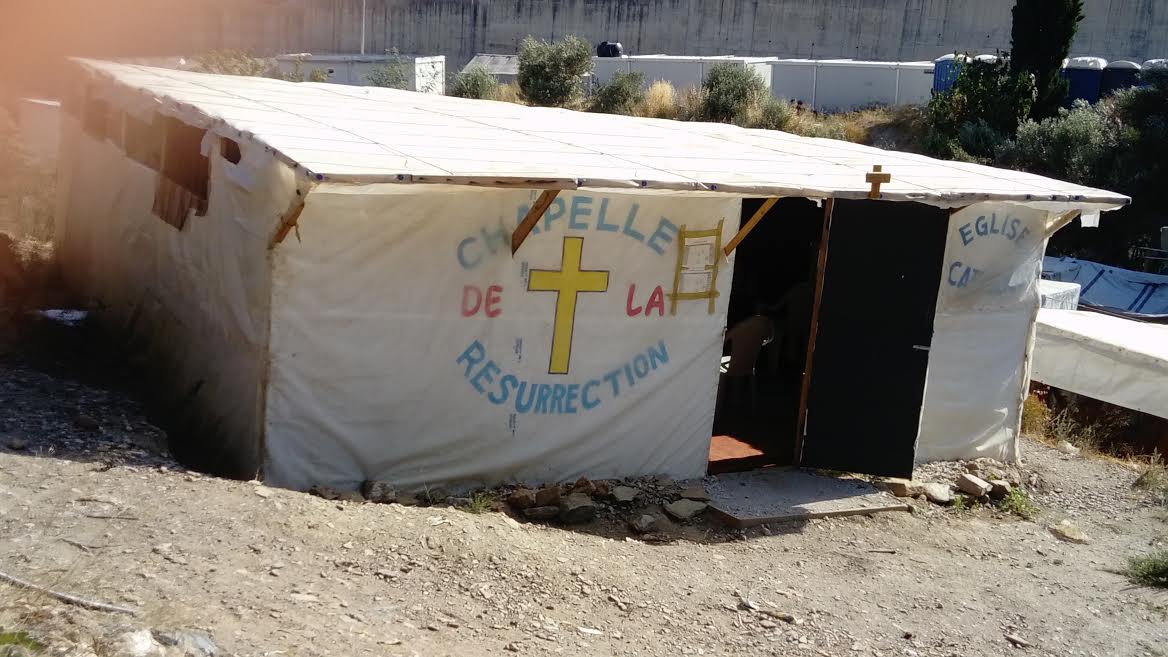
[{"xmin": 710, "ymin": 198, "xmax": 824, "ymax": 473}]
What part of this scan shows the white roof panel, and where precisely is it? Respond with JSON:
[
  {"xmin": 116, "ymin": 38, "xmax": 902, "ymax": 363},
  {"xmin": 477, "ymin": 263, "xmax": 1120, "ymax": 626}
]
[{"xmin": 77, "ymin": 59, "xmax": 1129, "ymax": 209}]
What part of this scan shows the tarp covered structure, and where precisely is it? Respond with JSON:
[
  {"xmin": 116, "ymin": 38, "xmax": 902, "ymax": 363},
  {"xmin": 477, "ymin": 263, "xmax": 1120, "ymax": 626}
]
[
  {"xmin": 1043, "ymin": 256, "xmax": 1168, "ymax": 320},
  {"xmin": 56, "ymin": 60, "xmax": 1128, "ymax": 490},
  {"xmin": 1033, "ymin": 309, "xmax": 1168, "ymax": 420}
]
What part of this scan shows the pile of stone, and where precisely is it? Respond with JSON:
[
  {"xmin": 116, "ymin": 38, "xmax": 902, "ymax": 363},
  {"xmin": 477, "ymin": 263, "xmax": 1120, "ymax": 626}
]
[
  {"xmin": 308, "ymin": 474, "xmax": 712, "ymax": 531},
  {"xmin": 880, "ymin": 458, "xmax": 1026, "ymax": 507}
]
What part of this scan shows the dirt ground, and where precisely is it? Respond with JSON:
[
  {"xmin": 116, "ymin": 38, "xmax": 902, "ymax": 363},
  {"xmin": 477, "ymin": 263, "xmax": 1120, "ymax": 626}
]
[{"xmin": 1, "ymin": 317, "xmax": 1167, "ymax": 657}]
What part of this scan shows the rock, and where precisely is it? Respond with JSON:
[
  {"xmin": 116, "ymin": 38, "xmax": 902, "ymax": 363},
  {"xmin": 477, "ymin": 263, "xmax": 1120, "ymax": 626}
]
[
  {"xmin": 74, "ymin": 414, "xmax": 100, "ymax": 432},
  {"xmin": 523, "ymin": 505, "xmax": 560, "ymax": 521},
  {"xmin": 571, "ymin": 476, "xmax": 596, "ymax": 495},
  {"xmin": 1049, "ymin": 519, "xmax": 1090, "ymax": 544},
  {"xmin": 449, "ymin": 497, "xmax": 473, "ymax": 508},
  {"xmin": 115, "ymin": 630, "xmax": 166, "ymax": 657},
  {"xmin": 360, "ymin": 480, "xmax": 396, "ymax": 504},
  {"xmin": 336, "ymin": 490, "xmax": 365, "ymax": 504},
  {"xmin": 609, "ymin": 486, "xmax": 640, "ymax": 504},
  {"xmin": 629, "ymin": 514, "xmax": 657, "ymax": 534},
  {"xmin": 152, "ymin": 629, "xmax": 221, "ymax": 656},
  {"xmin": 956, "ymin": 473, "xmax": 992, "ymax": 498},
  {"xmin": 558, "ymin": 493, "xmax": 597, "ymax": 524},
  {"xmin": 679, "ymin": 486, "xmax": 710, "ymax": 501},
  {"xmin": 964, "ymin": 461, "xmax": 980, "ymax": 473},
  {"xmin": 922, "ymin": 482, "xmax": 952, "ymax": 505},
  {"xmin": 664, "ymin": 499, "xmax": 707, "ymax": 521},
  {"xmin": 308, "ymin": 484, "xmax": 341, "ymax": 500},
  {"xmin": 254, "ymin": 487, "xmax": 273, "ymax": 499},
  {"xmin": 989, "ymin": 479, "xmax": 1012, "ymax": 500},
  {"xmin": 1056, "ymin": 440, "xmax": 1081, "ymax": 456},
  {"xmin": 0, "ymin": 645, "xmax": 33, "ymax": 657},
  {"xmin": 881, "ymin": 478, "xmax": 922, "ymax": 498},
  {"xmin": 593, "ymin": 480, "xmax": 612, "ymax": 497},
  {"xmin": 5, "ymin": 436, "xmax": 27, "ymax": 451},
  {"xmin": 507, "ymin": 488, "xmax": 537, "ymax": 510},
  {"xmin": 534, "ymin": 486, "xmax": 562, "ymax": 507}
]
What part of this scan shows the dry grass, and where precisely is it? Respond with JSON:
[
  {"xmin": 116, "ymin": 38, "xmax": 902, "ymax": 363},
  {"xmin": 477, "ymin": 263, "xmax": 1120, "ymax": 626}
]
[
  {"xmin": 633, "ymin": 80, "xmax": 678, "ymax": 119},
  {"xmin": 1122, "ymin": 550, "xmax": 1168, "ymax": 588},
  {"xmin": 493, "ymin": 83, "xmax": 526, "ymax": 105}
]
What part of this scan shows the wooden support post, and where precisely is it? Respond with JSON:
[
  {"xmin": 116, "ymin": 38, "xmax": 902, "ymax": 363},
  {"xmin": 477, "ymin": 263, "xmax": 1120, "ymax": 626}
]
[
  {"xmin": 511, "ymin": 190, "xmax": 560, "ymax": 255},
  {"xmin": 793, "ymin": 198, "xmax": 835, "ymax": 466},
  {"xmin": 271, "ymin": 198, "xmax": 306, "ymax": 248},
  {"xmin": 866, "ymin": 165, "xmax": 891, "ymax": 199},
  {"xmin": 723, "ymin": 197, "xmax": 779, "ymax": 257}
]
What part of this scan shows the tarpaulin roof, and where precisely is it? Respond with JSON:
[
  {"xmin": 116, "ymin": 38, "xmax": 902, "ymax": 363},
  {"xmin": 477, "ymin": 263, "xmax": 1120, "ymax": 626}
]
[{"xmin": 77, "ymin": 59, "xmax": 1130, "ymax": 210}]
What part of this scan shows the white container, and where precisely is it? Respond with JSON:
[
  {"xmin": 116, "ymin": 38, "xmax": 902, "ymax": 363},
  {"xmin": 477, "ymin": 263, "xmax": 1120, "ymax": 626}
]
[
  {"xmin": 275, "ymin": 53, "xmax": 446, "ymax": 94},
  {"xmin": 590, "ymin": 55, "xmax": 774, "ymax": 91}
]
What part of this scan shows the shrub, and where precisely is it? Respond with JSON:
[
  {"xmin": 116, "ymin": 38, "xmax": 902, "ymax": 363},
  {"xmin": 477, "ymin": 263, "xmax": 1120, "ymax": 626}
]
[
  {"xmin": 748, "ymin": 97, "xmax": 796, "ymax": 131},
  {"xmin": 366, "ymin": 50, "xmax": 409, "ymax": 89},
  {"xmin": 450, "ymin": 66, "xmax": 499, "ymax": 100},
  {"xmin": 927, "ymin": 56, "xmax": 1036, "ymax": 138},
  {"xmin": 589, "ymin": 71, "xmax": 645, "ymax": 115},
  {"xmin": 999, "ymin": 102, "xmax": 1120, "ymax": 186},
  {"xmin": 957, "ymin": 119, "xmax": 1008, "ymax": 161},
  {"xmin": 1123, "ymin": 550, "xmax": 1168, "ymax": 588},
  {"xmin": 700, "ymin": 63, "xmax": 768, "ymax": 123},
  {"xmin": 517, "ymin": 35, "xmax": 593, "ymax": 107},
  {"xmin": 634, "ymin": 80, "xmax": 678, "ymax": 119},
  {"xmin": 675, "ymin": 86, "xmax": 707, "ymax": 122}
]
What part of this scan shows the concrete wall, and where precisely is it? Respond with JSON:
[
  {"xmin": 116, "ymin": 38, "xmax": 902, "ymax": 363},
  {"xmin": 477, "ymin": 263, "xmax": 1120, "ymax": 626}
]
[
  {"xmin": 284, "ymin": 0, "xmax": 1168, "ymax": 67},
  {"xmin": 3, "ymin": 0, "xmax": 1167, "ymax": 98}
]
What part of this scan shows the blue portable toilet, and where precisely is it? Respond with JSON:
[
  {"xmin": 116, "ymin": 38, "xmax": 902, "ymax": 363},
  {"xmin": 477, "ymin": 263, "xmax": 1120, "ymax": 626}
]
[
  {"xmin": 1101, "ymin": 60, "xmax": 1141, "ymax": 96},
  {"xmin": 1143, "ymin": 59, "xmax": 1167, "ymax": 85},
  {"xmin": 932, "ymin": 54, "xmax": 968, "ymax": 94},
  {"xmin": 1063, "ymin": 57, "xmax": 1107, "ymax": 105}
]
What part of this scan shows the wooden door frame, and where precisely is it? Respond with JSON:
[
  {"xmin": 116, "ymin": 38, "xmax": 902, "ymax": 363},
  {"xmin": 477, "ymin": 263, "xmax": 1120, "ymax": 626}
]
[{"xmin": 793, "ymin": 198, "xmax": 835, "ymax": 465}]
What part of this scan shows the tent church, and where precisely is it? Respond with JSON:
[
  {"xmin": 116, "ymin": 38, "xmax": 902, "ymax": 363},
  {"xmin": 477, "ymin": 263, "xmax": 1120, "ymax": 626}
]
[{"xmin": 55, "ymin": 59, "xmax": 1128, "ymax": 491}]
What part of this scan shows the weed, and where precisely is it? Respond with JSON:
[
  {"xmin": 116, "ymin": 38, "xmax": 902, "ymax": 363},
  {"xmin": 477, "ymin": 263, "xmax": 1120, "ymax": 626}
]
[
  {"xmin": 1000, "ymin": 488, "xmax": 1038, "ymax": 519},
  {"xmin": 0, "ymin": 630, "xmax": 44, "ymax": 651},
  {"xmin": 951, "ymin": 495, "xmax": 968, "ymax": 512},
  {"xmin": 366, "ymin": 49, "xmax": 408, "ymax": 89},
  {"xmin": 463, "ymin": 492, "xmax": 499, "ymax": 515},
  {"xmin": 675, "ymin": 86, "xmax": 707, "ymax": 122},
  {"xmin": 1134, "ymin": 454, "xmax": 1168, "ymax": 503},
  {"xmin": 1021, "ymin": 393, "xmax": 1052, "ymax": 436},
  {"xmin": 1122, "ymin": 550, "xmax": 1168, "ymax": 588},
  {"xmin": 749, "ymin": 97, "xmax": 796, "ymax": 131}
]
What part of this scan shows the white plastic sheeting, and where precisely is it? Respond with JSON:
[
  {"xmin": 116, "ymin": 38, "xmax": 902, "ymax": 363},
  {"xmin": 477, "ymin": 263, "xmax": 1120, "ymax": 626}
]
[
  {"xmin": 1038, "ymin": 280, "xmax": 1081, "ymax": 310},
  {"xmin": 75, "ymin": 60, "xmax": 1129, "ymax": 210},
  {"xmin": 54, "ymin": 115, "xmax": 295, "ymax": 476},
  {"xmin": 917, "ymin": 203, "xmax": 1053, "ymax": 463},
  {"xmin": 265, "ymin": 187, "xmax": 739, "ymax": 490},
  {"xmin": 1032, "ymin": 310, "xmax": 1168, "ymax": 420}
]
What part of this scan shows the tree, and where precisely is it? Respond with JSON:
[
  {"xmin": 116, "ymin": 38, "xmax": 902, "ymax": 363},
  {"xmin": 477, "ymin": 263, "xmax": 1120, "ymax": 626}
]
[
  {"xmin": 1010, "ymin": 0, "xmax": 1084, "ymax": 120},
  {"xmin": 700, "ymin": 63, "xmax": 768, "ymax": 123},
  {"xmin": 517, "ymin": 35, "xmax": 593, "ymax": 107}
]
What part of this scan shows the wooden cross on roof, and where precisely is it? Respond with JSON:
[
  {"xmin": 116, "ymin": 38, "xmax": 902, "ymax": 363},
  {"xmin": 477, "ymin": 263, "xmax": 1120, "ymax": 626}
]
[{"xmin": 866, "ymin": 165, "xmax": 891, "ymax": 199}]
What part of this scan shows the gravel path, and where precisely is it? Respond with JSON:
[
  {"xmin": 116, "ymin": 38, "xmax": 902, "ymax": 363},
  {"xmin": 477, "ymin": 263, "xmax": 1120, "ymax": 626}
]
[{"xmin": 1, "ymin": 319, "xmax": 1166, "ymax": 657}]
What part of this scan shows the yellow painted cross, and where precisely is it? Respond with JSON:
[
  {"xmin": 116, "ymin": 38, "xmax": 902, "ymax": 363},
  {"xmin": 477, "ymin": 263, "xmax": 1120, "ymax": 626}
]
[{"xmin": 528, "ymin": 236, "xmax": 610, "ymax": 375}]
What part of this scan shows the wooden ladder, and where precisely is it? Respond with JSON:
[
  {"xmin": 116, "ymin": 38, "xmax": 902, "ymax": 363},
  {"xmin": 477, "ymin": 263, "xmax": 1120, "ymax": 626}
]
[{"xmin": 669, "ymin": 219, "xmax": 725, "ymax": 316}]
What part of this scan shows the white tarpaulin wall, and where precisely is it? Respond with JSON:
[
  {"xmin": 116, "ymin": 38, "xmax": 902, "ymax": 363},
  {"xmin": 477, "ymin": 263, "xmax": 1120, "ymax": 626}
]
[
  {"xmin": 54, "ymin": 116, "xmax": 293, "ymax": 476},
  {"xmin": 1032, "ymin": 309, "xmax": 1168, "ymax": 420},
  {"xmin": 265, "ymin": 186, "xmax": 740, "ymax": 490},
  {"xmin": 917, "ymin": 203, "xmax": 1053, "ymax": 463}
]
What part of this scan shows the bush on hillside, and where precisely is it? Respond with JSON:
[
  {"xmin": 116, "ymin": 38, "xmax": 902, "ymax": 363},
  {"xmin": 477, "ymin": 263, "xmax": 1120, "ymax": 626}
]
[
  {"xmin": 450, "ymin": 66, "xmax": 499, "ymax": 100},
  {"xmin": 700, "ymin": 63, "xmax": 768, "ymax": 123},
  {"xmin": 517, "ymin": 35, "xmax": 593, "ymax": 107},
  {"xmin": 927, "ymin": 56, "xmax": 1036, "ymax": 139},
  {"xmin": 589, "ymin": 71, "xmax": 645, "ymax": 115}
]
